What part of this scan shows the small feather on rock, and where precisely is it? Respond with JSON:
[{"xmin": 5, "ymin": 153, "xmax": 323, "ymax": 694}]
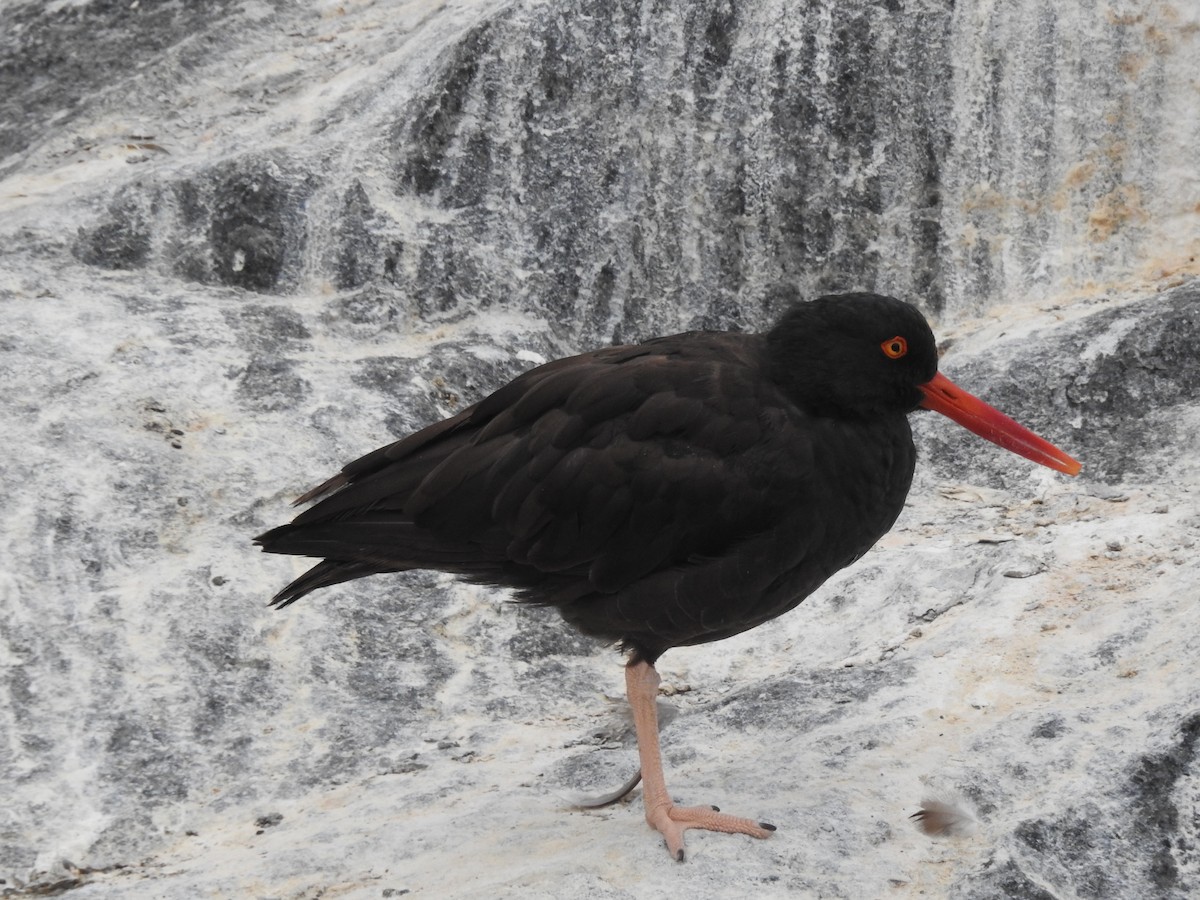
[{"xmin": 909, "ymin": 798, "xmax": 974, "ymax": 837}]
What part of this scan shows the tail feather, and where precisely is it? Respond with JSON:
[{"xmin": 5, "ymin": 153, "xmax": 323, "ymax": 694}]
[
  {"xmin": 257, "ymin": 401, "xmax": 492, "ymax": 606},
  {"xmin": 257, "ymin": 514, "xmax": 513, "ymax": 608},
  {"xmin": 257, "ymin": 516, "xmax": 502, "ymax": 566},
  {"xmin": 269, "ymin": 559, "xmax": 398, "ymax": 608}
]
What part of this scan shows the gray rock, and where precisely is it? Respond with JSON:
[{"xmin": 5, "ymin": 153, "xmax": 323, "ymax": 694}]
[{"xmin": 1, "ymin": 0, "xmax": 1197, "ymax": 897}]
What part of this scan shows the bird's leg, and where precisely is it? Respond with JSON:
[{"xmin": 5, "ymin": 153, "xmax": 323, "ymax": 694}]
[{"xmin": 624, "ymin": 659, "xmax": 776, "ymax": 861}]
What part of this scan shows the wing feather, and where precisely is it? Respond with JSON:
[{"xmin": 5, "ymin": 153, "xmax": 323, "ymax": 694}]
[{"xmin": 259, "ymin": 332, "xmax": 819, "ymax": 637}]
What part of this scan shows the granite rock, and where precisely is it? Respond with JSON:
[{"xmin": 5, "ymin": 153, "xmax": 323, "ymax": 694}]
[{"xmin": 1, "ymin": 0, "xmax": 1198, "ymax": 897}]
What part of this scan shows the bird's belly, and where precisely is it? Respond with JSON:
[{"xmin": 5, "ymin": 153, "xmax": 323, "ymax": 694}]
[{"xmin": 562, "ymin": 419, "xmax": 916, "ymax": 657}]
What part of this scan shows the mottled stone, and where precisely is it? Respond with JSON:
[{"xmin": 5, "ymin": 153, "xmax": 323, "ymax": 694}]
[
  {"xmin": 913, "ymin": 282, "xmax": 1200, "ymax": 487},
  {"xmin": 0, "ymin": 0, "xmax": 1197, "ymax": 897}
]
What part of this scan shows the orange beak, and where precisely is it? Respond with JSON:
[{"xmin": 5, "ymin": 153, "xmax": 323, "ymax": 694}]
[{"xmin": 918, "ymin": 371, "xmax": 1081, "ymax": 476}]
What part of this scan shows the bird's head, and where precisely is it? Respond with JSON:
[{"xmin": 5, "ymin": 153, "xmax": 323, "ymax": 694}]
[{"xmin": 766, "ymin": 292, "xmax": 1081, "ymax": 475}]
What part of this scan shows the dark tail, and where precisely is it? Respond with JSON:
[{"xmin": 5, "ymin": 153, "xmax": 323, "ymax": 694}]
[
  {"xmin": 266, "ymin": 558, "xmax": 397, "ymax": 608},
  {"xmin": 255, "ymin": 523, "xmax": 403, "ymax": 608}
]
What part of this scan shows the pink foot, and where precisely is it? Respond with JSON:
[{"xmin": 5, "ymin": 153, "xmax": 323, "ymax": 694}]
[{"xmin": 646, "ymin": 800, "xmax": 776, "ymax": 861}]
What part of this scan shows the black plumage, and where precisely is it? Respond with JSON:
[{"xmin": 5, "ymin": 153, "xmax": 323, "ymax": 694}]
[
  {"xmin": 256, "ymin": 291, "xmax": 1078, "ymax": 860},
  {"xmin": 258, "ymin": 293, "xmax": 932, "ymax": 661}
]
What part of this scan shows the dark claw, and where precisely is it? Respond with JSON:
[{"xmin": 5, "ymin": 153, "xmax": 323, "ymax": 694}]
[
  {"xmin": 676, "ymin": 848, "xmax": 686, "ymax": 863},
  {"xmin": 711, "ymin": 805, "xmax": 720, "ymax": 812},
  {"xmin": 760, "ymin": 822, "xmax": 777, "ymax": 832}
]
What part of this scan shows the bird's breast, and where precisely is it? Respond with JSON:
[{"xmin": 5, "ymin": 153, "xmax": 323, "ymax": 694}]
[{"xmin": 719, "ymin": 413, "xmax": 918, "ymax": 635}]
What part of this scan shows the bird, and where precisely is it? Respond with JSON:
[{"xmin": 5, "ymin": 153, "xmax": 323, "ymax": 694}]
[{"xmin": 255, "ymin": 291, "xmax": 1080, "ymax": 861}]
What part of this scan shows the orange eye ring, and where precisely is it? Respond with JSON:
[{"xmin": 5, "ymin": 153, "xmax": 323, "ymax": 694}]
[{"xmin": 881, "ymin": 336, "xmax": 908, "ymax": 359}]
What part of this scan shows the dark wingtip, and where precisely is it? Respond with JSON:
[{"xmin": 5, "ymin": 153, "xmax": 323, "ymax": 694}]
[
  {"xmin": 267, "ymin": 591, "xmax": 299, "ymax": 610},
  {"xmin": 262, "ymin": 560, "xmax": 392, "ymax": 611},
  {"xmin": 267, "ymin": 578, "xmax": 308, "ymax": 609},
  {"xmin": 254, "ymin": 523, "xmax": 291, "ymax": 550},
  {"xmin": 264, "ymin": 565, "xmax": 327, "ymax": 610},
  {"xmin": 293, "ymin": 473, "xmax": 349, "ymax": 506}
]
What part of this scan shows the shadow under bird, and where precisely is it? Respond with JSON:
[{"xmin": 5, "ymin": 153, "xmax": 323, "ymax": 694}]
[{"xmin": 256, "ymin": 292, "xmax": 1080, "ymax": 861}]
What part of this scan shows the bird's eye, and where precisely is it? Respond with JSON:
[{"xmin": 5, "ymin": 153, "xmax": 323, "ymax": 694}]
[{"xmin": 881, "ymin": 336, "xmax": 908, "ymax": 359}]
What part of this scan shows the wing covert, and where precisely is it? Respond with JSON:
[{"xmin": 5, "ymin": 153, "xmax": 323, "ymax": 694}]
[{"xmin": 281, "ymin": 331, "xmax": 817, "ymax": 601}]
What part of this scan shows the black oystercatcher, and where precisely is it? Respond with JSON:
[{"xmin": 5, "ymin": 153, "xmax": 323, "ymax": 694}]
[{"xmin": 256, "ymin": 292, "xmax": 1079, "ymax": 860}]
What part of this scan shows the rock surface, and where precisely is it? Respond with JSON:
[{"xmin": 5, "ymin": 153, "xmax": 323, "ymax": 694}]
[{"xmin": 1, "ymin": 0, "xmax": 1198, "ymax": 897}]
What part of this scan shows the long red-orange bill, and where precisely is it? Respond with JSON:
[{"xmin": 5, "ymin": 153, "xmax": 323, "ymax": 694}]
[{"xmin": 918, "ymin": 371, "xmax": 1081, "ymax": 476}]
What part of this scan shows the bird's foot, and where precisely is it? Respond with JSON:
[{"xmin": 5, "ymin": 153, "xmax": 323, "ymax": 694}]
[{"xmin": 646, "ymin": 802, "xmax": 776, "ymax": 862}]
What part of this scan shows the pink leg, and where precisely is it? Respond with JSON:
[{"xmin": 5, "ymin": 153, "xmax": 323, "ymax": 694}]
[{"xmin": 625, "ymin": 659, "xmax": 776, "ymax": 861}]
